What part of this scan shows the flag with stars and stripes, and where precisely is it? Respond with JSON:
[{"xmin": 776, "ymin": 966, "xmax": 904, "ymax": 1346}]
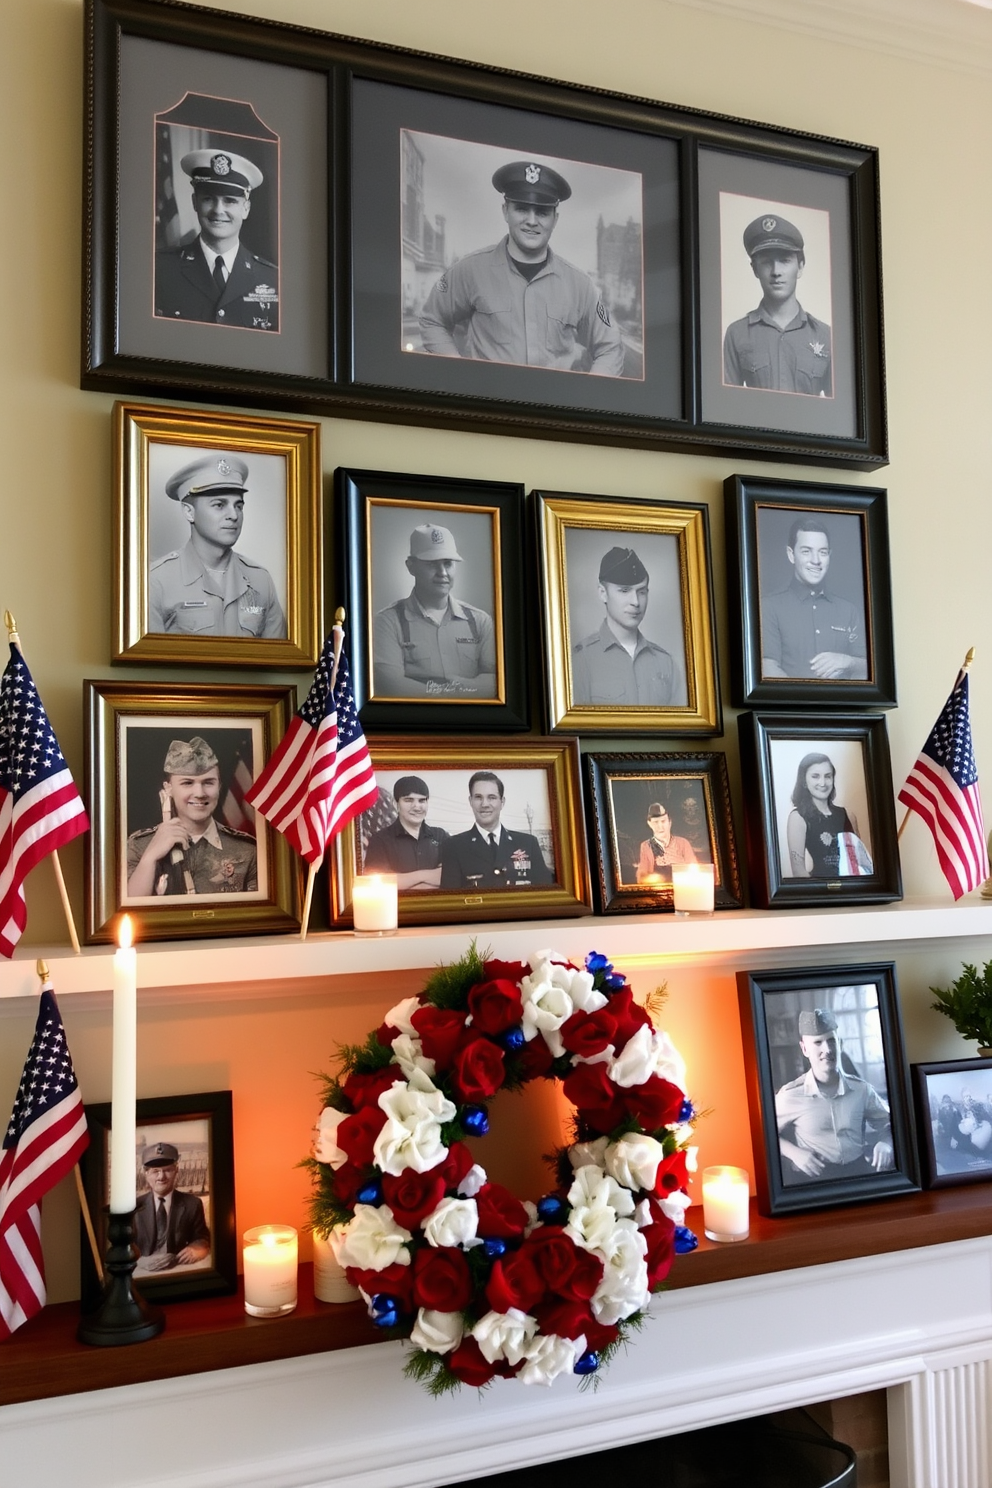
[
  {"xmin": 245, "ymin": 639, "xmax": 378, "ymax": 865},
  {"xmin": 898, "ymin": 670, "xmax": 989, "ymax": 900},
  {"xmin": 0, "ymin": 984, "xmax": 89, "ymax": 1339},
  {"xmin": 0, "ymin": 644, "xmax": 89, "ymax": 958}
]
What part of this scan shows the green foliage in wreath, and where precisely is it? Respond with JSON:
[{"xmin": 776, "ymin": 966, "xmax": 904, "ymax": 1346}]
[{"xmin": 931, "ymin": 961, "xmax": 992, "ymax": 1048}]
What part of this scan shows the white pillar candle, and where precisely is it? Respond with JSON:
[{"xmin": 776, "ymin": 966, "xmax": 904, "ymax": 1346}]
[
  {"xmin": 243, "ymin": 1225, "xmax": 298, "ymax": 1317},
  {"xmin": 313, "ymin": 1229, "xmax": 360, "ymax": 1303},
  {"xmin": 672, "ymin": 862, "xmax": 715, "ymax": 915},
  {"xmin": 702, "ymin": 1165, "xmax": 750, "ymax": 1242},
  {"xmin": 352, "ymin": 874, "xmax": 398, "ymax": 934},
  {"xmin": 109, "ymin": 915, "xmax": 137, "ymax": 1214}
]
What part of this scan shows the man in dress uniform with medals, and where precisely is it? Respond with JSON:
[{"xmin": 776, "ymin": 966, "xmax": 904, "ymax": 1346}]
[
  {"xmin": 154, "ymin": 148, "xmax": 279, "ymax": 330},
  {"xmin": 571, "ymin": 547, "xmax": 682, "ymax": 707},
  {"xmin": 723, "ymin": 214, "xmax": 832, "ymax": 396},
  {"xmin": 440, "ymin": 771, "xmax": 554, "ymax": 890}
]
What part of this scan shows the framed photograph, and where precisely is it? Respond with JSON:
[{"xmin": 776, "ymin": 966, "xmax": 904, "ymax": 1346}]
[
  {"xmin": 724, "ymin": 475, "xmax": 895, "ymax": 708},
  {"xmin": 535, "ymin": 491, "xmax": 720, "ymax": 735},
  {"xmin": 85, "ymin": 0, "xmax": 886, "ymax": 471},
  {"xmin": 84, "ymin": 680, "xmax": 301, "ymax": 942},
  {"xmin": 737, "ymin": 963, "xmax": 919, "ymax": 1216},
  {"xmin": 80, "ymin": 1092, "xmax": 236, "ymax": 1305},
  {"xmin": 329, "ymin": 736, "xmax": 591, "ymax": 928},
  {"xmin": 737, "ymin": 711, "xmax": 902, "ymax": 910},
  {"xmin": 113, "ymin": 403, "xmax": 322, "ymax": 668},
  {"xmin": 336, "ymin": 468, "xmax": 529, "ymax": 731},
  {"xmin": 911, "ymin": 1059, "xmax": 992, "ymax": 1189},
  {"xmin": 583, "ymin": 752, "xmax": 742, "ymax": 914}
]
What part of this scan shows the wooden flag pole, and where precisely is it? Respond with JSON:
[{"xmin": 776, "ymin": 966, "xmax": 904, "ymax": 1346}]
[
  {"xmin": 299, "ymin": 609, "xmax": 347, "ymax": 943},
  {"xmin": 36, "ymin": 959, "xmax": 104, "ymax": 1284},
  {"xmin": 896, "ymin": 646, "xmax": 975, "ymax": 841},
  {"xmin": 4, "ymin": 612, "xmax": 82, "ymax": 953}
]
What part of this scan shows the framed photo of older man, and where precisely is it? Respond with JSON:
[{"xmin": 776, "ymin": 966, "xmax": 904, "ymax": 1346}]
[
  {"xmin": 737, "ymin": 963, "xmax": 919, "ymax": 1216},
  {"xmin": 114, "ymin": 404, "xmax": 322, "ymax": 668},
  {"xmin": 725, "ymin": 476, "xmax": 896, "ymax": 708},
  {"xmin": 535, "ymin": 491, "xmax": 720, "ymax": 735}
]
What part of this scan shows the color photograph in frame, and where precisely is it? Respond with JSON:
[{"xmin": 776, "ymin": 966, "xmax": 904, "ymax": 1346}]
[
  {"xmin": 737, "ymin": 963, "xmax": 919, "ymax": 1216},
  {"xmin": 114, "ymin": 403, "xmax": 321, "ymax": 668},
  {"xmin": 584, "ymin": 751, "xmax": 742, "ymax": 914},
  {"xmin": 724, "ymin": 475, "xmax": 895, "ymax": 708},
  {"xmin": 912, "ymin": 1059, "xmax": 992, "ymax": 1190},
  {"xmin": 535, "ymin": 491, "xmax": 720, "ymax": 734},
  {"xmin": 329, "ymin": 736, "xmax": 590, "ymax": 927},
  {"xmin": 337, "ymin": 468, "xmax": 529, "ymax": 731},
  {"xmin": 85, "ymin": 680, "xmax": 301, "ymax": 942},
  {"xmin": 80, "ymin": 1092, "xmax": 236, "ymax": 1305}
]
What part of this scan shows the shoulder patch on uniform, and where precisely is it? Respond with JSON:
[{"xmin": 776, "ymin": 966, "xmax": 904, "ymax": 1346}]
[
  {"xmin": 149, "ymin": 552, "xmax": 180, "ymax": 569},
  {"xmin": 573, "ymin": 632, "xmax": 601, "ymax": 653},
  {"xmin": 217, "ymin": 824, "xmax": 256, "ymax": 843},
  {"xmin": 597, "ymin": 301, "xmax": 611, "ymax": 326}
]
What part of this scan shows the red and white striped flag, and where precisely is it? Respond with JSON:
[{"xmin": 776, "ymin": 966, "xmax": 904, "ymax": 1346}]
[
  {"xmin": 0, "ymin": 644, "xmax": 89, "ymax": 957},
  {"xmin": 0, "ymin": 984, "xmax": 89, "ymax": 1339},
  {"xmin": 898, "ymin": 670, "xmax": 989, "ymax": 899},
  {"xmin": 245, "ymin": 641, "xmax": 377, "ymax": 864},
  {"xmin": 221, "ymin": 749, "xmax": 255, "ymax": 836}
]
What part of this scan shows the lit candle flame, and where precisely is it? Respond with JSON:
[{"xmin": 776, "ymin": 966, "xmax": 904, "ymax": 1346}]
[{"xmin": 117, "ymin": 914, "xmax": 133, "ymax": 951}]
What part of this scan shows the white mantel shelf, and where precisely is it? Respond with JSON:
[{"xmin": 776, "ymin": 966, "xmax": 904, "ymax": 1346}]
[{"xmin": 2, "ymin": 897, "xmax": 991, "ymax": 1002}]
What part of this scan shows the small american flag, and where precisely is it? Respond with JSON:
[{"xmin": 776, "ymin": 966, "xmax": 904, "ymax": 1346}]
[
  {"xmin": 0, "ymin": 985, "xmax": 89, "ymax": 1339},
  {"xmin": 0, "ymin": 644, "xmax": 89, "ymax": 958},
  {"xmin": 898, "ymin": 670, "xmax": 989, "ymax": 900},
  {"xmin": 245, "ymin": 640, "xmax": 378, "ymax": 865}
]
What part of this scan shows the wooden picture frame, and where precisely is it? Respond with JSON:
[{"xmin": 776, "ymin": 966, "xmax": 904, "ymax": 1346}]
[
  {"xmin": 535, "ymin": 490, "xmax": 720, "ymax": 735},
  {"xmin": 737, "ymin": 710, "xmax": 902, "ymax": 909},
  {"xmin": 114, "ymin": 403, "xmax": 322, "ymax": 668},
  {"xmin": 583, "ymin": 751, "xmax": 742, "ymax": 914},
  {"xmin": 84, "ymin": 680, "xmax": 301, "ymax": 942},
  {"xmin": 912, "ymin": 1059, "xmax": 992, "ymax": 1190},
  {"xmin": 328, "ymin": 736, "xmax": 591, "ymax": 927},
  {"xmin": 737, "ymin": 963, "xmax": 919, "ymax": 1216}
]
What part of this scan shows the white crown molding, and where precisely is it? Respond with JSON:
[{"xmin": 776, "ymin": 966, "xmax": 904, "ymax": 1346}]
[{"xmin": 660, "ymin": 0, "xmax": 992, "ymax": 76}]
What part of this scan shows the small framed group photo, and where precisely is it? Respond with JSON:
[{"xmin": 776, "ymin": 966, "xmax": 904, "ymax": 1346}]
[
  {"xmin": 912, "ymin": 1059, "xmax": 992, "ymax": 1189},
  {"xmin": 328, "ymin": 736, "xmax": 590, "ymax": 928},
  {"xmin": 724, "ymin": 475, "xmax": 895, "ymax": 708},
  {"xmin": 80, "ymin": 1092, "xmax": 236, "ymax": 1305},
  {"xmin": 84, "ymin": 680, "xmax": 301, "ymax": 942},
  {"xmin": 336, "ymin": 468, "xmax": 529, "ymax": 731},
  {"xmin": 737, "ymin": 963, "xmax": 919, "ymax": 1216},
  {"xmin": 737, "ymin": 711, "xmax": 902, "ymax": 909},
  {"xmin": 535, "ymin": 491, "xmax": 720, "ymax": 735},
  {"xmin": 113, "ymin": 403, "xmax": 322, "ymax": 668}
]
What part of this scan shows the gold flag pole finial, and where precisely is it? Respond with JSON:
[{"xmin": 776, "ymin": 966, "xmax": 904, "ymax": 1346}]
[
  {"xmin": 963, "ymin": 647, "xmax": 976, "ymax": 672},
  {"xmin": 36, "ymin": 958, "xmax": 50, "ymax": 983},
  {"xmin": 4, "ymin": 610, "xmax": 19, "ymax": 645}
]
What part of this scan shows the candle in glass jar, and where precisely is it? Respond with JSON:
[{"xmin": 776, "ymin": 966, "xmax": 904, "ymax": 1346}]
[
  {"xmin": 110, "ymin": 915, "xmax": 137, "ymax": 1214},
  {"xmin": 352, "ymin": 874, "xmax": 398, "ymax": 934},
  {"xmin": 702, "ymin": 1166, "xmax": 750, "ymax": 1242},
  {"xmin": 672, "ymin": 862, "xmax": 715, "ymax": 915},
  {"xmin": 243, "ymin": 1225, "xmax": 298, "ymax": 1316},
  {"xmin": 313, "ymin": 1229, "xmax": 360, "ymax": 1303}
]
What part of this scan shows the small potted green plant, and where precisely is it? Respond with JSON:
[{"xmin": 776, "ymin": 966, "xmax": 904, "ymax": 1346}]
[{"xmin": 931, "ymin": 961, "xmax": 992, "ymax": 1055}]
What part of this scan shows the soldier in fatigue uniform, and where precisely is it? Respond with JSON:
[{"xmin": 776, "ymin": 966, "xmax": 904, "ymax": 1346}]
[
  {"xmin": 372, "ymin": 524, "xmax": 496, "ymax": 697},
  {"xmin": 571, "ymin": 547, "xmax": 683, "ymax": 707},
  {"xmin": 126, "ymin": 736, "xmax": 257, "ymax": 898},
  {"xmin": 440, "ymin": 771, "xmax": 554, "ymax": 891},
  {"xmin": 723, "ymin": 215, "xmax": 832, "ymax": 397},
  {"xmin": 148, "ymin": 453, "xmax": 286, "ymax": 639},
  {"xmin": 155, "ymin": 148, "xmax": 278, "ymax": 330}
]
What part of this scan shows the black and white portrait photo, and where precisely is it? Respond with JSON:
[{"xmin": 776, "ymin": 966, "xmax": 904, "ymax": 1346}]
[
  {"xmin": 756, "ymin": 504, "xmax": 868, "ymax": 683},
  {"xmin": 120, "ymin": 718, "xmax": 267, "ymax": 905},
  {"xmin": 129, "ymin": 1115, "xmax": 214, "ymax": 1277},
  {"xmin": 768, "ymin": 736, "xmax": 873, "ymax": 882},
  {"xmin": 146, "ymin": 442, "xmax": 289, "ymax": 641},
  {"xmin": 922, "ymin": 1066, "xmax": 992, "ymax": 1179},
  {"xmin": 402, "ymin": 131, "xmax": 644, "ymax": 380},
  {"xmin": 606, "ymin": 776, "xmax": 713, "ymax": 887},
  {"xmin": 368, "ymin": 501, "xmax": 501, "ymax": 702}
]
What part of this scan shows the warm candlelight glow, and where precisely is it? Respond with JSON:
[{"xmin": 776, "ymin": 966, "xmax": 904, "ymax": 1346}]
[
  {"xmin": 352, "ymin": 874, "xmax": 398, "ymax": 934},
  {"xmin": 672, "ymin": 862, "xmax": 715, "ymax": 915},
  {"xmin": 117, "ymin": 914, "xmax": 133, "ymax": 950},
  {"xmin": 702, "ymin": 1165, "xmax": 750, "ymax": 1242},
  {"xmin": 243, "ymin": 1224, "xmax": 298, "ymax": 1317}
]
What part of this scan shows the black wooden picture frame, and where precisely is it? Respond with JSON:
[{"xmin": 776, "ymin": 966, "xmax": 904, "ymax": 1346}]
[{"xmin": 911, "ymin": 1058, "xmax": 992, "ymax": 1190}]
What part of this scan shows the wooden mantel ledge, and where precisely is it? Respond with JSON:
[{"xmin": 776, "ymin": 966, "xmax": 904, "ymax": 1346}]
[{"xmin": 3, "ymin": 1184, "xmax": 991, "ymax": 1409}]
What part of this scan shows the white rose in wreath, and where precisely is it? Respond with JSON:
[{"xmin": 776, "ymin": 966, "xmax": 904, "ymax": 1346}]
[
  {"xmin": 472, "ymin": 1307, "xmax": 538, "ymax": 1366},
  {"xmin": 410, "ymin": 1308, "xmax": 464, "ymax": 1355},
  {"xmin": 422, "ymin": 1196, "xmax": 481, "ymax": 1250},
  {"xmin": 518, "ymin": 1331, "xmax": 587, "ymax": 1386},
  {"xmin": 333, "ymin": 1203, "xmax": 412, "ymax": 1271},
  {"xmin": 604, "ymin": 1132, "xmax": 666, "ymax": 1193}
]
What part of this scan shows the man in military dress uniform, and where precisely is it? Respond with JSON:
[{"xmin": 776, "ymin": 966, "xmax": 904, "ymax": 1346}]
[
  {"xmin": 571, "ymin": 547, "xmax": 683, "ymax": 707},
  {"xmin": 761, "ymin": 517, "xmax": 867, "ymax": 680},
  {"xmin": 419, "ymin": 160, "xmax": 624, "ymax": 375},
  {"xmin": 148, "ymin": 453, "xmax": 286, "ymax": 639},
  {"xmin": 440, "ymin": 771, "xmax": 554, "ymax": 891},
  {"xmin": 723, "ymin": 215, "xmax": 831, "ymax": 396},
  {"xmin": 362, "ymin": 775, "xmax": 449, "ymax": 892},
  {"xmin": 134, "ymin": 1142, "xmax": 211, "ymax": 1273},
  {"xmin": 155, "ymin": 148, "xmax": 279, "ymax": 330},
  {"xmin": 372, "ymin": 524, "xmax": 496, "ymax": 697},
  {"xmin": 126, "ymin": 737, "xmax": 257, "ymax": 898}
]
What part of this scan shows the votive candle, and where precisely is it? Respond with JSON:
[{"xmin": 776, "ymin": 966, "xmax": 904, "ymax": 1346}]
[
  {"xmin": 313, "ymin": 1229, "xmax": 360, "ymax": 1304},
  {"xmin": 243, "ymin": 1225, "xmax": 298, "ymax": 1317},
  {"xmin": 352, "ymin": 874, "xmax": 398, "ymax": 934},
  {"xmin": 702, "ymin": 1165, "xmax": 750, "ymax": 1242},
  {"xmin": 672, "ymin": 862, "xmax": 715, "ymax": 915},
  {"xmin": 109, "ymin": 915, "xmax": 137, "ymax": 1214}
]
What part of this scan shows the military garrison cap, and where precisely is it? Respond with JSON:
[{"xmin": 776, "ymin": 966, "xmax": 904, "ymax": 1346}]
[
  {"xmin": 163, "ymin": 736, "xmax": 220, "ymax": 776},
  {"xmin": 166, "ymin": 454, "xmax": 249, "ymax": 503},
  {"xmin": 142, "ymin": 1142, "xmax": 179, "ymax": 1167},
  {"xmin": 181, "ymin": 149, "xmax": 263, "ymax": 197},
  {"xmin": 492, "ymin": 161, "xmax": 572, "ymax": 206},
  {"xmin": 393, "ymin": 775, "xmax": 430, "ymax": 800},
  {"xmin": 798, "ymin": 1007, "xmax": 838, "ymax": 1037},
  {"xmin": 647, "ymin": 802, "xmax": 668, "ymax": 818},
  {"xmin": 598, "ymin": 547, "xmax": 649, "ymax": 586},
  {"xmin": 409, "ymin": 524, "xmax": 463, "ymax": 561},
  {"xmin": 743, "ymin": 214, "xmax": 805, "ymax": 259}
]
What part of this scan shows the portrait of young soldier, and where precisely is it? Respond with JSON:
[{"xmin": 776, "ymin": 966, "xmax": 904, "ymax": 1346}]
[
  {"xmin": 440, "ymin": 771, "xmax": 554, "ymax": 890},
  {"xmin": 571, "ymin": 546, "xmax": 683, "ymax": 707},
  {"xmin": 760, "ymin": 515, "xmax": 866, "ymax": 681},
  {"xmin": 723, "ymin": 214, "xmax": 832, "ymax": 398},
  {"xmin": 362, "ymin": 775, "xmax": 450, "ymax": 892}
]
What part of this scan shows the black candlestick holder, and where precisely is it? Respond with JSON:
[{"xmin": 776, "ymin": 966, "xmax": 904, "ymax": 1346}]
[{"xmin": 77, "ymin": 1210, "xmax": 165, "ymax": 1346}]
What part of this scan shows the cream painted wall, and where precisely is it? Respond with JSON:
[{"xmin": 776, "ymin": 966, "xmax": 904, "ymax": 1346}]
[{"xmin": 2, "ymin": 0, "xmax": 992, "ymax": 1300}]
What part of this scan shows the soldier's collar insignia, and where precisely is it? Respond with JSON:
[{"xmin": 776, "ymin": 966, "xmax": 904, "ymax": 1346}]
[{"xmin": 809, "ymin": 341, "xmax": 827, "ymax": 358}]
